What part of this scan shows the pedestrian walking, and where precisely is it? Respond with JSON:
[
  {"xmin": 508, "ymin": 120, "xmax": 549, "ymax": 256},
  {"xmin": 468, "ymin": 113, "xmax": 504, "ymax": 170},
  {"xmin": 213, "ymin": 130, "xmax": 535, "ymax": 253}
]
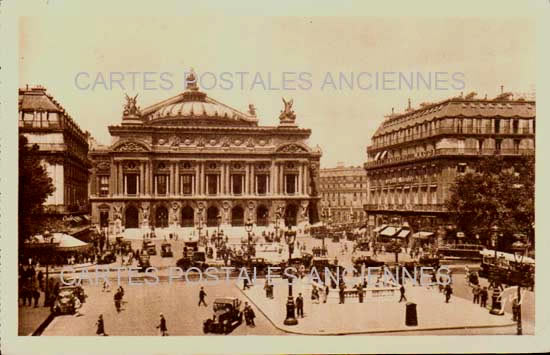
[
  {"xmin": 472, "ymin": 285, "xmax": 480, "ymax": 304},
  {"xmin": 357, "ymin": 283, "xmax": 364, "ymax": 303},
  {"xmin": 296, "ymin": 293, "xmax": 304, "ymax": 318},
  {"xmin": 156, "ymin": 313, "xmax": 168, "ymax": 336},
  {"xmin": 244, "ymin": 302, "xmax": 256, "ymax": 327},
  {"xmin": 198, "ymin": 286, "xmax": 207, "ymax": 307},
  {"xmin": 444, "ymin": 284, "xmax": 453, "ymax": 303},
  {"xmin": 399, "ymin": 283, "xmax": 407, "ymax": 302},
  {"xmin": 96, "ymin": 315, "xmax": 107, "ymax": 336},
  {"xmin": 339, "ymin": 286, "xmax": 345, "ymax": 304},
  {"xmin": 480, "ymin": 286, "xmax": 489, "ymax": 308},
  {"xmin": 114, "ymin": 290, "xmax": 122, "ymax": 312}
]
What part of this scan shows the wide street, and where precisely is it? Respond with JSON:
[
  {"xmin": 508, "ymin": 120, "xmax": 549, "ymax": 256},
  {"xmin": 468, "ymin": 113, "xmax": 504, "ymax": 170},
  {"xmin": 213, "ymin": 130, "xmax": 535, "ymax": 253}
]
[{"xmin": 41, "ymin": 227, "xmax": 534, "ymax": 335}]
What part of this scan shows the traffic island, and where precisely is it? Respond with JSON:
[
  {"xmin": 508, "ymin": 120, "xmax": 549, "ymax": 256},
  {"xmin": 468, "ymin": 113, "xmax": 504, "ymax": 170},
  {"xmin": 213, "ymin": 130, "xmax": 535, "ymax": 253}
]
[{"xmin": 238, "ymin": 278, "xmax": 517, "ymax": 335}]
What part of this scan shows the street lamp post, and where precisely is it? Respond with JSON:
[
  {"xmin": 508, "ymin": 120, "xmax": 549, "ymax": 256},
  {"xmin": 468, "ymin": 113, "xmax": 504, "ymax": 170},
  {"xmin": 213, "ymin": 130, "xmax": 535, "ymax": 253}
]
[
  {"xmin": 511, "ymin": 239, "xmax": 527, "ymax": 336},
  {"xmin": 216, "ymin": 213, "xmax": 222, "ymax": 247},
  {"xmin": 274, "ymin": 212, "xmax": 281, "ymax": 243},
  {"xmin": 283, "ymin": 221, "xmax": 298, "ymax": 326},
  {"xmin": 491, "ymin": 225, "xmax": 499, "ymax": 259},
  {"xmin": 197, "ymin": 216, "xmax": 204, "ymax": 246},
  {"xmin": 245, "ymin": 218, "xmax": 254, "ymax": 267}
]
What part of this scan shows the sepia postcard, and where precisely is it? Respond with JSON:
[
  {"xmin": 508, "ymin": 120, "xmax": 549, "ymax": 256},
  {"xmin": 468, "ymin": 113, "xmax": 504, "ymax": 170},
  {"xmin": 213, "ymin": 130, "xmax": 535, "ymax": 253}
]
[{"xmin": 1, "ymin": 0, "xmax": 550, "ymax": 354}]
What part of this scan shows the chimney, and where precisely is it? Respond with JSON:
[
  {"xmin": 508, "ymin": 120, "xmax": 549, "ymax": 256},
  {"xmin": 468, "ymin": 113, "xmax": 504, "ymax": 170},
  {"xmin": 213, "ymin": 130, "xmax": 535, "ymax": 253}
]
[
  {"xmin": 407, "ymin": 98, "xmax": 411, "ymax": 110},
  {"xmin": 391, "ymin": 107, "xmax": 394, "ymax": 115},
  {"xmin": 500, "ymin": 85, "xmax": 504, "ymax": 94}
]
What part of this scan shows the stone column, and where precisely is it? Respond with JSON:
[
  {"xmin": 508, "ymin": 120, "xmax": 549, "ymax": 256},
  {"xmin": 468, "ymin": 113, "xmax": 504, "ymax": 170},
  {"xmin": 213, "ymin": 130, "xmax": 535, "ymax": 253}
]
[
  {"xmin": 298, "ymin": 163, "xmax": 303, "ymax": 195},
  {"xmin": 175, "ymin": 162, "xmax": 180, "ymax": 195},
  {"xmin": 140, "ymin": 162, "xmax": 145, "ymax": 196},
  {"xmin": 200, "ymin": 162, "xmax": 205, "ymax": 195},
  {"xmin": 244, "ymin": 164, "xmax": 249, "ymax": 195},
  {"xmin": 110, "ymin": 160, "xmax": 116, "ymax": 196},
  {"xmin": 118, "ymin": 162, "xmax": 123, "ymax": 196},
  {"xmin": 250, "ymin": 163, "xmax": 255, "ymax": 195}
]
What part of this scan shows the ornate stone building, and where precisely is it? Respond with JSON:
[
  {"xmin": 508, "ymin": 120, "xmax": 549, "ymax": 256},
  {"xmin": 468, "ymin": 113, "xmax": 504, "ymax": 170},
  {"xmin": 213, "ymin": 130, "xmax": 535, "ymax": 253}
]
[
  {"xmin": 364, "ymin": 92, "xmax": 535, "ymax": 238},
  {"xmin": 319, "ymin": 163, "xmax": 368, "ymax": 223},
  {"xmin": 19, "ymin": 85, "xmax": 91, "ymax": 215},
  {"xmin": 89, "ymin": 75, "xmax": 322, "ymax": 230}
]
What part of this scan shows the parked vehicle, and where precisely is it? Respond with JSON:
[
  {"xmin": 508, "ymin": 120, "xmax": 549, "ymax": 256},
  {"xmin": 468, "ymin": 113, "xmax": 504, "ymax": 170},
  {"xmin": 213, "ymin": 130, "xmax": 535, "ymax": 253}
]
[
  {"xmin": 53, "ymin": 285, "xmax": 86, "ymax": 315},
  {"xmin": 203, "ymin": 297, "xmax": 243, "ymax": 334},
  {"xmin": 138, "ymin": 253, "xmax": 151, "ymax": 272},
  {"xmin": 142, "ymin": 240, "xmax": 157, "ymax": 256},
  {"xmin": 436, "ymin": 243, "xmax": 483, "ymax": 260},
  {"xmin": 161, "ymin": 242, "xmax": 173, "ymax": 257}
]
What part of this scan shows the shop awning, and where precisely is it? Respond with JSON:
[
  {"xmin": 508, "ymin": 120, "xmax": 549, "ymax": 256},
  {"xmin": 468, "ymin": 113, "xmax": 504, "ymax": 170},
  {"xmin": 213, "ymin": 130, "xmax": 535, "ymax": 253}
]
[
  {"xmin": 373, "ymin": 224, "xmax": 387, "ymax": 233},
  {"xmin": 82, "ymin": 215, "xmax": 91, "ymax": 222},
  {"xmin": 396, "ymin": 229, "xmax": 411, "ymax": 238},
  {"xmin": 379, "ymin": 226, "xmax": 399, "ymax": 237},
  {"xmin": 480, "ymin": 248, "xmax": 535, "ymax": 264},
  {"xmin": 73, "ymin": 216, "xmax": 83, "ymax": 223},
  {"xmin": 412, "ymin": 231, "xmax": 434, "ymax": 240}
]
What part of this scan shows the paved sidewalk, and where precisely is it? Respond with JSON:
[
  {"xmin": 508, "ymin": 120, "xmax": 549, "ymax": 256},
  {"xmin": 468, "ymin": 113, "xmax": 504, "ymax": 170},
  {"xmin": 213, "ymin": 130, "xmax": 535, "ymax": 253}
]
[
  {"xmin": 239, "ymin": 278, "xmax": 517, "ymax": 335},
  {"xmin": 18, "ymin": 292, "xmax": 53, "ymax": 335}
]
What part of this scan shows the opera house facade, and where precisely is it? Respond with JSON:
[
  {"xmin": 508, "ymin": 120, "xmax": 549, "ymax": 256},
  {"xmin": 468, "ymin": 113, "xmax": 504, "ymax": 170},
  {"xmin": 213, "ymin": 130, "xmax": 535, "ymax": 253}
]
[{"xmin": 89, "ymin": 74, "xmax": 322, "ymax": 232}]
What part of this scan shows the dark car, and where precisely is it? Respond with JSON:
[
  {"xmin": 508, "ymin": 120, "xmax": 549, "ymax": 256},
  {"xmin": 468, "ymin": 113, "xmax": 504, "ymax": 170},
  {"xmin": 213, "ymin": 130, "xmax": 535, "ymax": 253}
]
[
  {"xmin": 97, "ymin": 251, "xmax": 116, "ymax": 264},
  {"xmin": 161, "ymin": 242, "xmax": 173, "ymax": 257},
  {"xmin": 353, "ymin": 255, "xmax": 385, "ymax": 269},
  {"xmin": 138, "ymin": 253, "xmax": 151, "ymax": 272},
  {"xmin": 203, "ymin": 297, "xmax": 243, "ymax": 334},
  {"xmin": 142, "ymin": 241, "xmax": 157, "ymax": 256},
  {"xmin": 53, "ymin": 285, "xmax": 86, "ymax": 315}
]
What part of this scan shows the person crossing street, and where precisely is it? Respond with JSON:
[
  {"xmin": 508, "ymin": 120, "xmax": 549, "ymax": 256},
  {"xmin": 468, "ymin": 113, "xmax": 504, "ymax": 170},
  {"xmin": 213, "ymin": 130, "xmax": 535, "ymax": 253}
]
[
  {"xmin": 96, "ymin": 315, "xmax": 107, "ymax": 336},
  {"xmin": 198, "ymin": 286, "xmax": 208, "ymax": 307},
  {"xmin": 399, "ymin": 283, "xmax": 407, "ymax": 302},
  {"xmin": 296, "ymin": 293, "xmax": 304, "ymax": 318},
  {"xmin": 156, "ymin": 313, "xmax": 168, "ymax": 336}
]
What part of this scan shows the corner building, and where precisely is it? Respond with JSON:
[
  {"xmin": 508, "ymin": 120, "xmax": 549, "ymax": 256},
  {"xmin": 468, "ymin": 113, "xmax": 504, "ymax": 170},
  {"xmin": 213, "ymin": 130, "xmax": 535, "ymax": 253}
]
[
  {"xmin": 89, "ymin": 77, "xmax": 322, "ymax": 231},
  {"xmin": 364, "ymin": 93, "xmax": 535, "ymax": 239},
  {"xmin": 19, "ymin": 86, "xmax": 91, "ymax": 215}
]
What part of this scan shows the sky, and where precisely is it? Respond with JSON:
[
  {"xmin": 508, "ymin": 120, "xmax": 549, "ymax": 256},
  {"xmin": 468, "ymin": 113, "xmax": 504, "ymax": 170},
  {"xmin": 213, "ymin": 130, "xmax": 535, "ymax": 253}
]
[{"xmin": 19, "ymin": 16, "xmax": 535, "ymax": 167}]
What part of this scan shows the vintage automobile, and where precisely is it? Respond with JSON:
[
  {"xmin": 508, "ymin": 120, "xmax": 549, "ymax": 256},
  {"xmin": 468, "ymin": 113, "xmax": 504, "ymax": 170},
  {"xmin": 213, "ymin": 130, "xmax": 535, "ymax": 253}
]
[
  {"xmin": 176, "ymin": 250, "xmax": 209, "ymax": 271},
  {"xmin": 53, "ymin": 285, "xmax": 86, "ymax": 315},
  {"xmin": 161, "ymin": 242, "xmax": 173, "ymax": 257},
  {"xmin": 352, "ymin": 255, "xmax": 385, "ymax": 270},
  {"xmin": 479, "ymin": 251, "xmax": 535, "ymax": 289},
  {"xmin": 203, "ymin": 297, "xmax": 243, "ymax": 334},
  {"xmin": 142, "ymin": 240, "xmax": 157, "ymax": 256},
  {"xmin": 138, "ymin": 253, "xmax": 151, "ymax": 272},
  {"xmin": 97, "ymin": 251, "xmax": 116, "ymax": 264}
]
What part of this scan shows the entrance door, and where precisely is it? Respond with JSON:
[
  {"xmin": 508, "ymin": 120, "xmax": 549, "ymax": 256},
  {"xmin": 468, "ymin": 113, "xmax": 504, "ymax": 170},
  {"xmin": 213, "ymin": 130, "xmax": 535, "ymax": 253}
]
[
  {"xmin": 232, "ymin": 206, "xmax": 244, "ymax": 226},
  {"xmin": 256, "ymin": 205, "xmax": 268, "ymax": 226},
  {"xmin": 125, "ymin": 206, "xmax": 139, "ymax": 228},
  {"xmin": 156, "ymin": 206, "xmax": 168, "ymax": 228},
  {"xmin": 206, "ymin": 206, "xmax": 219, "ymax": 227},
  {"xmin": 284, "ymin": 204, "xmax": 298, "ymax": 227},
  {"xmin": 100, "ymin": 211, "xmax": 109, "ymax": 228},
  {"xmin": 181, "ymin": 206, "xmax": 194, "ymax": 227}
]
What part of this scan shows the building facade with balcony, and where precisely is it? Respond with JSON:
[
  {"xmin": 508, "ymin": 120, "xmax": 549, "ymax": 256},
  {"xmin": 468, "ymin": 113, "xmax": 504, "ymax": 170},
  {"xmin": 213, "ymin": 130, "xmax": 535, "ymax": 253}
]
[
  {"xmin": 364, "ymin": 92, "xmax": 535, "ymax": 239},
  {"xmin": 88, "ymin": 74, "xmax": 322, "ymax": 231},
  {"xmin": 319, "ymin": 163, "xmax": 368, "ymax": 224},
  {"xmin": 19, "ymin": 85, "xmax": 91, "ymax": 215}
]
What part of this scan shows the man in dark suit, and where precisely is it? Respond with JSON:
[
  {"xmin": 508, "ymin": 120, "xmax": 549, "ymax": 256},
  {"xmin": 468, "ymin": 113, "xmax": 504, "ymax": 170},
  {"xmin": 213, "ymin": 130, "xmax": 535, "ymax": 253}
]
[{"xmin": 296, "ymin": 293, "xmax": 304, "ymax": 318}]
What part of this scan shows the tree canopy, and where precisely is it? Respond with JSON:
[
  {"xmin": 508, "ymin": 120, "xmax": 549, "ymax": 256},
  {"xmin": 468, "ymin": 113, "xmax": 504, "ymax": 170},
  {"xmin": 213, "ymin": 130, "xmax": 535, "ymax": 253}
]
[
  {"xmin": 445, "ymin": 155, "xmax": 534, "ymax": 249},
  {"xmin": 19, "ymin": 134, "xmax": 55, "ymax": 247}
]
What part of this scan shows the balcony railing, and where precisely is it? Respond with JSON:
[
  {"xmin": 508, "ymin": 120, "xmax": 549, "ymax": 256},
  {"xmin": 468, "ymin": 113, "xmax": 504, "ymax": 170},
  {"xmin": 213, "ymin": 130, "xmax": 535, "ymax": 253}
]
[
  {"xmin": 367, "ymin": 127, "xmax": 533, "ymax": 151},
  {"xmin": 365, "ymin": 148, "xmax": 534, "ymax": 168},
  {"xmin": 363, "ymin": 203, "xmax": 447, "ymax": 212}
]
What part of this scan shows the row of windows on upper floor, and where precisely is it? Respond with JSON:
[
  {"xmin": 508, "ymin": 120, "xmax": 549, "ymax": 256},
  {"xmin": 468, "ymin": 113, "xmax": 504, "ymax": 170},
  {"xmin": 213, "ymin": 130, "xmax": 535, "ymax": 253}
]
[
  {"xmin": 97, "ymin": 173, "xmax": 301, "ymax": 196},
  {"xmin": 371, "ymin": 117, "xmax": 535, "ymax": 148}
]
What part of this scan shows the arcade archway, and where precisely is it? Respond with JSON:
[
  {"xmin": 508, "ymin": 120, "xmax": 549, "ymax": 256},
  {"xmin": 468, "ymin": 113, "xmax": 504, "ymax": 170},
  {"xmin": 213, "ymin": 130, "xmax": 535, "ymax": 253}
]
[{"xmin": 125, "ymin": 206, "xmax": 139, "ymax": 228}]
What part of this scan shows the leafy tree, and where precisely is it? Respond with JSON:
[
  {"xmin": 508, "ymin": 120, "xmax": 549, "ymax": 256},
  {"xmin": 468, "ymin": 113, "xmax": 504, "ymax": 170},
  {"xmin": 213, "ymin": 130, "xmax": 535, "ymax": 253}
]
[
  {"xmin": 446, "ymin": 156, "xmax": 534, "ymax": 250},
  {"xmin": 19, "ymin": 134, "xmax": 55, "ymax": 248}
]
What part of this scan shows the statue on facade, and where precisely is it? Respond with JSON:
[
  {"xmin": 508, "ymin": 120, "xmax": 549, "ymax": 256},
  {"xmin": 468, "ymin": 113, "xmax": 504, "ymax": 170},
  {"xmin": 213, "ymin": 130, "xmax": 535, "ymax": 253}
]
[
  {"xmin": 248, "ymin": 104, "xmax": 257, "ymax": 117},
  {"xmin": 123, "ymin": 93, "xmax": 141, "ymax": 117},
  {"xmin": 279, "ymin": 97, "xmax": 296, "ymax": 123},
  {"xmin": 141, "ymin": 205, "xmax": 149, "ymax": 221},
  {"xmin": 309, "ymin": 161, "xmax": 320, "ymax": 197}
]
